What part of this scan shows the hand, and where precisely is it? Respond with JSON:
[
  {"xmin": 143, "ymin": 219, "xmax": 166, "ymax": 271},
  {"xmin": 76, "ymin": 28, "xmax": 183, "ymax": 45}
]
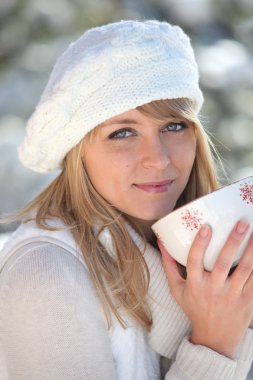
[{"xmin": 158, "ymin": 220, "xmax": 253, "ymax": 359}]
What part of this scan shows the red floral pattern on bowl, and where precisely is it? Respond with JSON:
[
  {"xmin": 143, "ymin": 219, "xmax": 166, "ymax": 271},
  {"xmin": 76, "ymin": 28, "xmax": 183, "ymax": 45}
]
[
  {"xmin": 240, "ymin": 181, "xmax": 253, "ymax": 205},
  {"xmin": 181, "ymin": 208, "xmax": 203, "ymax": 231}
]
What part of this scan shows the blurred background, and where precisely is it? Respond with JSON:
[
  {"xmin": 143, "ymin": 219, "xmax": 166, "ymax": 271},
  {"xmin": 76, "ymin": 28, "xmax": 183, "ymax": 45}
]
[{"xmin": 0, "ymin": 0, "xmax": 253, "ymax": 237}]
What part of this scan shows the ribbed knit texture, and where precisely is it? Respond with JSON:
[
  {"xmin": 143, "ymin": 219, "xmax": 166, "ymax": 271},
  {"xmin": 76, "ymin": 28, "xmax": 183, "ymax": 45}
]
[
  {"xmin": 235, "ymin": 329, "xmax": 253, "ymax": 379},
  {"xmin": 167, "ymin": 337, "xmax": 236, "ymax": 379},
  {"xmin": 125, "ymin": 223, "xmax": 191, "ymax": 358},
  {"xmin": 0, "ymin": 220, "xmax": 253, "ymax": 379},
  {"xmin": 18, "ymin": 20, "xmax": 203, "ymax": 173}
]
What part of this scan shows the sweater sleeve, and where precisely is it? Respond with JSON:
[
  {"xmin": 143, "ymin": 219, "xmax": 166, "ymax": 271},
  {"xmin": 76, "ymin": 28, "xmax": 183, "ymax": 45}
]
[
  {"xmin": 164, "ymin": 337, "xmax": 236, "ymax": 380},
  {"xmin": 0, "ymin": 243, "xmax": 117, "ymax": 380},
  {"xmin": 164, "ymin": 334, "xmax": 253, "ymax": 380},
  {"xmin": 233, "ymin": 329, "xmax": 253, "ymax": 379}
]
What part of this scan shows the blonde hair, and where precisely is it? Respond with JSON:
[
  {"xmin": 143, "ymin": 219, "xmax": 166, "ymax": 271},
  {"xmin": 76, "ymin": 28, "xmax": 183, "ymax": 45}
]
[{"xmin": 6, "ymin": 98, "xmax": 220, "ymax": 330}]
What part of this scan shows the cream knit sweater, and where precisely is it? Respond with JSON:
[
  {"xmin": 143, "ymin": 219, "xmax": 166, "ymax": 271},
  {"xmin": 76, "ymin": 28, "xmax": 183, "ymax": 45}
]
[{"xmin": 0, "ymin": 219, "xmax": 253, "ymax": 379}]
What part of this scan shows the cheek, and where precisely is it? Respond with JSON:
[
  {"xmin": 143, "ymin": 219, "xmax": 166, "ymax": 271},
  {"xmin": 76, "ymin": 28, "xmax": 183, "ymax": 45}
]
[
  {"xmin": 174, "ymin": 137, "xmax": 196, "ymax": 172},
  {"xmin": 84, "ymin": 148, "xmax": 131, "ymax": 194},
  {"xmin": 83, "ymin": 147, "xmax": 104, "ymax": 186},
  {"xmin": 187, "ymin": 142, "xmax": 197, "ymax": 166}
]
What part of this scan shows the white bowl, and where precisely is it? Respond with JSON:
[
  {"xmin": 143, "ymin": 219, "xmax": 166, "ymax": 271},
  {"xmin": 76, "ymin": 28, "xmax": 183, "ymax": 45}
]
[{"xmin": 152, "ymin": 176, "xmax": 253, "ymax": 271}]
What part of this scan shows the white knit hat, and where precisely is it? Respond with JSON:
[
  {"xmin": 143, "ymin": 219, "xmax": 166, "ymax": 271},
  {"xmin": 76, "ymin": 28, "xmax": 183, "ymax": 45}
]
[{"xmin": 19, "ymin": 19, "xmax": 203, "ymax": 173}]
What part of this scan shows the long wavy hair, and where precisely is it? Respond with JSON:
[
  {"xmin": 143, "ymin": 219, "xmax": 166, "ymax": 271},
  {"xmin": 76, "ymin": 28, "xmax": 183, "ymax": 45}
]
[{"xmin": 6, "ymin": 98, "xmax": 220, "ymax": 330}]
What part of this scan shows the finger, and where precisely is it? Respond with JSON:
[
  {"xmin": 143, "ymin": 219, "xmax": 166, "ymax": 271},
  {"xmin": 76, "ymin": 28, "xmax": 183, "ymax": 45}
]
[
  {"xmin": 235, "ymin": 232, "xmax": 253, "ymax": 296},
  {"xmin": 212, "ymin": 220, "xmax": 250, "ymax": 285},
  {"xmin": 157, "ymin": 240, "xmax": 185, "ymax": 300},
  {"xmin": 186, "ymin": 224, "xmax": 211, "ymax": 283}
]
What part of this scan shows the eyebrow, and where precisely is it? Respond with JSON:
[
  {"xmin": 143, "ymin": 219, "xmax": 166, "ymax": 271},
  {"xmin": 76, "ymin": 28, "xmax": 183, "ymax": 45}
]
[{"xmin": 103, "ymin": 118, "xmax": 140, "ymax": 127}]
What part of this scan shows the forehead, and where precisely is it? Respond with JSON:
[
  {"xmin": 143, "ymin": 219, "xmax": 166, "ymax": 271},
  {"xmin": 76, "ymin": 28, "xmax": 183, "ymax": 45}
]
[
  {"xmin": 102, "ymin": 108, "xmax": 146, "ymax": 126},
  {"xmin": 101, "ymin": 107, "xmax": 182, "ymax": 128}
]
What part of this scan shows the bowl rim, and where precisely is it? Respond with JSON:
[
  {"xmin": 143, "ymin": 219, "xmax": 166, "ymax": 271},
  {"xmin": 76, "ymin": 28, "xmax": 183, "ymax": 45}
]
[{"xmin": 152, "ymin": 174, "xmax": 253, "ymax": 228}]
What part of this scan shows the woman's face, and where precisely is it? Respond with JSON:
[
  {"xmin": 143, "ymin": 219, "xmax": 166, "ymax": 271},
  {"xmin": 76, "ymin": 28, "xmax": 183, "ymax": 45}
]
[{"xmin": 83, "ymin": 108, "xmax": 196, "ymax": 226}]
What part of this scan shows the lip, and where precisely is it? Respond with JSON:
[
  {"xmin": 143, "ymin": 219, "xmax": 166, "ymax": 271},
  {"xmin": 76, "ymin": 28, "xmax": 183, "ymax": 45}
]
[{"xmin": 134, "ymin": 180, "xmax": 174, "ymax": 193}]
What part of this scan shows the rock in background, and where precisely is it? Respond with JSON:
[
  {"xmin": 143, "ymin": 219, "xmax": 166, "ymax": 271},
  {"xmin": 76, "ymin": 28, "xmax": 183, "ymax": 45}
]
[{"xmin": 0, "ymin": 0, "xmax": 253, "ymax": 232}]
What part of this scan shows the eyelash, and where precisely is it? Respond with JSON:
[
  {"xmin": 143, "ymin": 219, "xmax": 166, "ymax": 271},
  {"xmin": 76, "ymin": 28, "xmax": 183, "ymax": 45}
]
[
  {"xmin": 162, "ymin": 121, "xmax": 188, "ymax": 132},
  {"xmin": 108, "ymin": 128, "xmax": 136, "ymax": 139},
  {"xmin": 108, "ymin": 122, "xmax": 188, "ymax": 140}
]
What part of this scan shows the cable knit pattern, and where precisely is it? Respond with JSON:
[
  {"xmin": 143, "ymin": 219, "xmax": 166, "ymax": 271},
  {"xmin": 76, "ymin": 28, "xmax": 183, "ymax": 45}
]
[
  {"xmin": 18, "ymin": 20, "xmax": 203, "ymax": 173},
  {"xmin": 0, "ymin": 220, "xmax": 253, "ymax": 379}
]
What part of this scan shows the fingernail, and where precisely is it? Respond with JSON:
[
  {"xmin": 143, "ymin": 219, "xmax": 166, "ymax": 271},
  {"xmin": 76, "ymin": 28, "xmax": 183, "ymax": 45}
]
[
  {"xmin": 199, "ymin": 224, "xmax": 210, "ymax": 238},
  {"xmin": 236, "ymin": 220, "xmax": 249, "ymax": 234}
]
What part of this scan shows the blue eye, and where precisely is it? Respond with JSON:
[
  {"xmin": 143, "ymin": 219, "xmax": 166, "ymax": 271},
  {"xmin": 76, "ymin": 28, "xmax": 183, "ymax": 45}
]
[
  {"xmin": 162, "ymin": 122, "xmax": 188, "ymax": 132},
  {"xmin": 108, "ymin": 128, "xmax": 134, "ymax": 139}
]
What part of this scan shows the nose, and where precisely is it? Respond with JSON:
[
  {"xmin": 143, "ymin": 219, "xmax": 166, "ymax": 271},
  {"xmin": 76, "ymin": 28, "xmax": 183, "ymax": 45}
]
[{"xmin": 141, "ymin": 137, "xmax": 171, "ymax": 171}]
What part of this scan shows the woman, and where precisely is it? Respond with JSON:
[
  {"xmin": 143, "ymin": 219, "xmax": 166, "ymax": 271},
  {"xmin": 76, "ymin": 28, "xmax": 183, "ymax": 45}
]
[{"xmin": 1, "ymin": 20, "xmax": 253, "ymax": 379}]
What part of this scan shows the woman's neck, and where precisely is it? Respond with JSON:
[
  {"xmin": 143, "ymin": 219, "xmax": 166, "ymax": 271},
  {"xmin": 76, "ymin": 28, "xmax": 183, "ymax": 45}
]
[{"xmin": 125, "ymin": 215, "xmax": 158, "ymax": 248}]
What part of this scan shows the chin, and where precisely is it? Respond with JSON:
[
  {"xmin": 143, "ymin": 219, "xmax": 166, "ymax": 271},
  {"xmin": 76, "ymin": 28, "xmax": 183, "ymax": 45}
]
[
  {"xmin": 140, "ymin": 207, "xmax": 175, "ymax": 223},
  {"xmin": 123, "ymin": 200, "xmax": 177, "ymax": 225}
]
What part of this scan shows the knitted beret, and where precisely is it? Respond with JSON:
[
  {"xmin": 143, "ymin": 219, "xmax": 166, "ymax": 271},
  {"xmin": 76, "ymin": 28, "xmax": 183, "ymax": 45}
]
[{"xmin": 19, "ymin": 19, "xmax": 203, "ymax": 173}]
